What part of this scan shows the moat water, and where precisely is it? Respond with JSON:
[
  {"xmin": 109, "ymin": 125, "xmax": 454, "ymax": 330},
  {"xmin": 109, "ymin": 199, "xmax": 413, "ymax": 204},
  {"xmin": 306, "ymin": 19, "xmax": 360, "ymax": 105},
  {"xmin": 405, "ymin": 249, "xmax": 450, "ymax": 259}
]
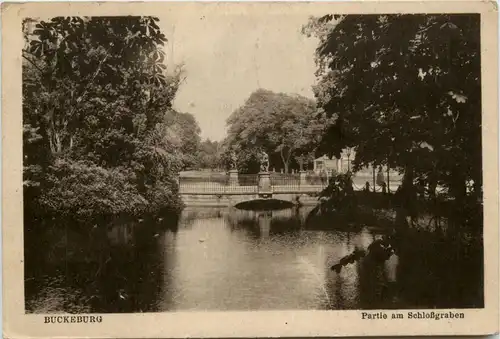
[{"xmin": 25, "ymin": 207, "xmax": 483, "ymax": 313}]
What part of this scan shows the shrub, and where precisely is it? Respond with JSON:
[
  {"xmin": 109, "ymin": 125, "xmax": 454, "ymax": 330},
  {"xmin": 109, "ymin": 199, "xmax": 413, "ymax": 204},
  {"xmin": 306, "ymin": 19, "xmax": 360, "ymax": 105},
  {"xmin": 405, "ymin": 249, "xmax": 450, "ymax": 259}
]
[
  {"xmin": 39, "ymin": 159, "xmax": 149, "ymax": 218},
  {"xmin": 318, "ymin": 172, "xmax": 357, "ymax": 214}
]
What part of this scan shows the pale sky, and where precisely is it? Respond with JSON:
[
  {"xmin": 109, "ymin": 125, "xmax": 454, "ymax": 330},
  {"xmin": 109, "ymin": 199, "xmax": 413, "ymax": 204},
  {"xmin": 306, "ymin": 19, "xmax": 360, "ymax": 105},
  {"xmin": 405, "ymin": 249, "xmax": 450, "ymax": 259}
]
[{"xmin": 160, "ymin": 10, "xmax": 319, "ymax": 141}]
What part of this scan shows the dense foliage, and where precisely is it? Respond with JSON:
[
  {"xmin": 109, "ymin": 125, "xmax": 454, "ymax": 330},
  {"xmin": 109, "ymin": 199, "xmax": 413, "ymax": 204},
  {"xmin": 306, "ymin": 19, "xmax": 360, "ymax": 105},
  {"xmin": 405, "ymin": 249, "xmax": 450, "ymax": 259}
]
[
  {"xmin": 303, "ymin": 14, "xmax": 482, "ymax": 228},
  {"xmin": 223, "ymin": 89, "xmax": 330, "ymax": 173},
  {"xmin": 318, "ymin": 173, "xmax": 357, "ymax": 214},
  {"xmin": 23, "ymin": 17, "xmax": 186, "ymax": 219},
  {"xmin": 196, "ymin": 139, "xmax": 222, "ymax": 170},
  {"xmin": 164, "ymin": 109, "xmax": 202, "ymax": 170}
]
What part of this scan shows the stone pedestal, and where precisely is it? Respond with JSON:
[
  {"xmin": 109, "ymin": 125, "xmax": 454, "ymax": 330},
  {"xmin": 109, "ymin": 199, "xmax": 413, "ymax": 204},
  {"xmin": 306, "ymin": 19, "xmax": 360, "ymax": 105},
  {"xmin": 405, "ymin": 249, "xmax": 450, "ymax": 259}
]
[
  {"xmin": 299, "ymin": 171, "xmax": 307, "ymax": 186},
  {"xmin": 258, "ymin": 171, "xmax": 271, "ymax": 193},
  {"xmin": 228, "ymin": 169, "xmax": 239, "ymax": 186}
]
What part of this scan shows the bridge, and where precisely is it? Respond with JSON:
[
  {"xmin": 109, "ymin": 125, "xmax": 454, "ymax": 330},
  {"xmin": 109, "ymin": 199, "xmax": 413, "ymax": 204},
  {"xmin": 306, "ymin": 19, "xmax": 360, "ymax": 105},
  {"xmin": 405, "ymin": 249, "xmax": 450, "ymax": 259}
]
[
  {"xmin": 179, "ymin": 171, "xmax": 325, "ymax": 207},
  {"xmin": 178, "ymin": 170, "xmax": 402, "ymax": 207}
]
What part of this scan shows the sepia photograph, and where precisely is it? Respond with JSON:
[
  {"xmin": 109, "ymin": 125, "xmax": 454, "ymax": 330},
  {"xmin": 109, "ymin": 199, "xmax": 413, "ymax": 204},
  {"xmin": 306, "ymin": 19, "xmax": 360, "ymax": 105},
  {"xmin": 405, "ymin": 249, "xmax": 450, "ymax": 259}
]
[{"xmin": 2, "ymin": 1, "xmax": 499, "ymax": 338}]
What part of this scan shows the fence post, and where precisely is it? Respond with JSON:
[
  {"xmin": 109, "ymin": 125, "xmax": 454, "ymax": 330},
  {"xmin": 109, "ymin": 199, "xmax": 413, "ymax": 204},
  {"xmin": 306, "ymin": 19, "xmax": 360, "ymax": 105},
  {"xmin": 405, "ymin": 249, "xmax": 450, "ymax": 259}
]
[
  {"xmin": 299, "ymin": 170, "xmax": 307, "ymax": 188},
  {"xmin": 258, "ymin": 171, "xmax": 272, "ymax": 194},
  {"xmin": 228, "ymin": 169, "xmax": 239, "ymax": 186}
]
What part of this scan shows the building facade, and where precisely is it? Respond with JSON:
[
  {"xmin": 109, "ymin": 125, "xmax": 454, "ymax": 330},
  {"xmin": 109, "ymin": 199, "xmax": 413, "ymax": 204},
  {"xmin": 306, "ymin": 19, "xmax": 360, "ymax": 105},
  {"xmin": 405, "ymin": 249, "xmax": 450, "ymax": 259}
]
[
  {"xmin": 313, "ymin": 149, "xmax": 401, "ymax": 180},
  {"xmin": 313, "ymin": 149, "xmax": 355, "ymax": 174}
]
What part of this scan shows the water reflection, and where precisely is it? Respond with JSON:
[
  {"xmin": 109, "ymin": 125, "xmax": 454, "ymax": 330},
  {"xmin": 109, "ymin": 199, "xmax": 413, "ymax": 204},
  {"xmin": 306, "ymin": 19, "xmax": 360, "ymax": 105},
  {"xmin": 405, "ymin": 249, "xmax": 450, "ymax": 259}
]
[{"xmin": 25, "ymin": 206, "xmax": 483, "ymax": 313}]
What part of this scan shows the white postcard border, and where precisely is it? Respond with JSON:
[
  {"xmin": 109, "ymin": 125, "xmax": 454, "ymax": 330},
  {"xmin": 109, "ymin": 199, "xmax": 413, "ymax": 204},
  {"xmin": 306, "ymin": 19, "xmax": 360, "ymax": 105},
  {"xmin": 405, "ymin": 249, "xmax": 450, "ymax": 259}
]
[{"xmin": 2, "ymin": 1, "xmax": 498, "ymax": 338}]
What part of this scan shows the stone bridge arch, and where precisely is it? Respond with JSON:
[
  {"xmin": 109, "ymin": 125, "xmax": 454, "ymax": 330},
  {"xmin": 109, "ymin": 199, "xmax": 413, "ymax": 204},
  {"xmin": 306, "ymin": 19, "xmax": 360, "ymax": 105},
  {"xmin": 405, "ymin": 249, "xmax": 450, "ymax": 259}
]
[{"xmin": 179, "ymin": 170, "xmax": 322, "ymax": 207}]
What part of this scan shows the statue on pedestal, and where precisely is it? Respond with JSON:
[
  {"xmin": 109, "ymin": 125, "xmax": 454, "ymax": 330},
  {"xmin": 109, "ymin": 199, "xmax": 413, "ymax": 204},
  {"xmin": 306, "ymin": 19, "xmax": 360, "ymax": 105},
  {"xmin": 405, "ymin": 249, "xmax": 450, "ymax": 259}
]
[
  {"xmin": 230, "ymin": 151, "xmax": 238, "ymax": 170},
  {"xmin": 260, "ymin": 151, "xmax": 269, "ymax": 172},
  {"xmin": 298, "ymin": 156, "xmax": 304, "ymax": 171}
]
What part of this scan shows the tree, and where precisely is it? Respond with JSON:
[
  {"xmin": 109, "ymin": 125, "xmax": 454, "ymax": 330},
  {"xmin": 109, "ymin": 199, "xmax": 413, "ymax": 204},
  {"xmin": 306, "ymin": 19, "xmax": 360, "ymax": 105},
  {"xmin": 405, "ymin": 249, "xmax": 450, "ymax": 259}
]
[
  {"xmin": 197, "ymin": 139, "xmax": 222, "ymax": 170},
  {"xmin": 23, "ymin": 16, "xmax": 185, "ymax": 218},
  {"xmin": 164, "ymin": 109, "xmax": 202, "ymax": 170},
  {"xmin": 224, "ymin": 89, "xmax": 327, "ymax": 173},
  {"xmin": 304, "ymin": 14, "xmax": 482, "ymax": 225}
]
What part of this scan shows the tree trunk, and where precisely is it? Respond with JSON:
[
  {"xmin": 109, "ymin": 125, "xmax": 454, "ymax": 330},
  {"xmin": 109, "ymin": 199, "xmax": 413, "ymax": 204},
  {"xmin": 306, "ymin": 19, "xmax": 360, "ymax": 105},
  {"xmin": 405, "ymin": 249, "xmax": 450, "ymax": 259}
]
[
  {"xmin": 286, "ymin": 150, "xmax": 293, "ymax": 174},
  {"xmin": 386, "ymin": 165, "xmax": 390, "ymax": 193},
  {"xmin": 449, "ymin": 170, "xmax": 467, "ymax": 232},
  {"xmin": 428, "ymin": 175, "xmax": 437, "ymax": 200},
  {"xmin": 372, "ymin": 167, "xmax": 376, "ymax": 192},
  {"xmin": 280, "ymin": 147, "xmax": 293, "ymax": 174},
  {"xmin": 395, "ymin": 165, "xmax": 415, "ymax": 232},
  {"xmin": 280, "ymin": 148, "xmax": 286, "ymax": 173},
  {"xmin": 37, "ymin": 118, "xmax": 54, "ymax": 169},
  {"xmin": 402, "ymin": 166, "xmax": 414, "ymax": 189},
  {"xmin": 46, "ymin": 128, "xmax": 56, "ymax": 154}
]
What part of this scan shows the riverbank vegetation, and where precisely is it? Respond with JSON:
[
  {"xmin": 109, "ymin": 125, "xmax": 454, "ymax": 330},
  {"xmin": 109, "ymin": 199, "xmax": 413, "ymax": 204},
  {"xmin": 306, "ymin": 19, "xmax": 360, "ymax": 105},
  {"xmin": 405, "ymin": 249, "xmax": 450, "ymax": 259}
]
[
  {"xmin": 305, "ymin": 172, "xmax": 395, "ymax": 230},
  {"xmin": 303, "ymin": 14, "xmax": 482, "ymax": 234},
  {"xmin": 22, "ymin": 17, "xmax": 193, "ymax": 220},
  {"xmin": 302, "ymin": 15, "xmax": 482, "ymax": 296}
]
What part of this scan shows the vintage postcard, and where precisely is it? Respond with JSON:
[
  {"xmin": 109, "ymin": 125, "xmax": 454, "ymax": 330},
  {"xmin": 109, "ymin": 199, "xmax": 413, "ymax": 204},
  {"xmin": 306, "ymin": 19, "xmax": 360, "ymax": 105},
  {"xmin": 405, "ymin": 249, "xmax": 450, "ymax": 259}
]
[{"xmin": 2, "ymin": 1, "xmax": 499, "ymax": 338}]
